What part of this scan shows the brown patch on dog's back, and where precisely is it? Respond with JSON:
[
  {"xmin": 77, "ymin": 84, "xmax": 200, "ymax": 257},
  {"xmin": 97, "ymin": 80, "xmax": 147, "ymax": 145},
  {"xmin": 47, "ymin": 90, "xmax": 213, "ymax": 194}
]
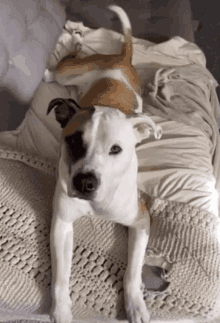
[
  {"xmin": 80, "ymin": 78, "xmax": 138, "ymax": 114},
  {"xmin": 56, "ymin": 53, "xmax": 141, "ymax": 96}
]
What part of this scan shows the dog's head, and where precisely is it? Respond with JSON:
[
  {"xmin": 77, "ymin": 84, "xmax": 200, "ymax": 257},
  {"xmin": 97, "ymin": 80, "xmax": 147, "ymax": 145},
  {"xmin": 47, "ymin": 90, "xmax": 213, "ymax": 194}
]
[{"xmin": 47, "ymin": 98, "xmax": 162, "ymax": 203}]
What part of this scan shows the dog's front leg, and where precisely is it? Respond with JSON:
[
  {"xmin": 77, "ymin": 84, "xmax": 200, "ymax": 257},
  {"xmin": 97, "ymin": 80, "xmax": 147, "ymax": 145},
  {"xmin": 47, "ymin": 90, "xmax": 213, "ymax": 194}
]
[
  {"xmin": 124, "ymin": 215, "xmax": 151, "ymax": 323},
  {"xmin": 50, "ymin": 215, "xmax": 74, "ymax": 323}
]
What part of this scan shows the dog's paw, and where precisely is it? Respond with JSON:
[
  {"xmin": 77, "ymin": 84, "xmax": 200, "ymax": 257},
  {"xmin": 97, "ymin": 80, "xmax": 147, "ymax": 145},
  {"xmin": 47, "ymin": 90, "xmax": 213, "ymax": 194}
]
[
  {"xmin": 65, "ymin": 21, "xmax": 83, "ymax": 53},
  {"xmin": 50, "ymin": 300, "xmax": 72, "ymax": 323},
  {"xmin": 124, "ymin": 288, "xmax": 150, "ymax": 323},
  {"xmin": 71, "ymin": 30, "xmax": 83, "ymax": 52},
  {"xmin": 44, "ymin": 69, "xmax": 55, "ymax": 83}
]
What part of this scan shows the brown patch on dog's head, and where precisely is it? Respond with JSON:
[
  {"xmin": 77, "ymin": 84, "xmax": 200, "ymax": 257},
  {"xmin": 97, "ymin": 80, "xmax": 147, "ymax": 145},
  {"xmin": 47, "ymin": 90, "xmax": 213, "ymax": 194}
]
[{"xmin": 63, "ymin": 107, "xmax": 95, "ymax": 137}]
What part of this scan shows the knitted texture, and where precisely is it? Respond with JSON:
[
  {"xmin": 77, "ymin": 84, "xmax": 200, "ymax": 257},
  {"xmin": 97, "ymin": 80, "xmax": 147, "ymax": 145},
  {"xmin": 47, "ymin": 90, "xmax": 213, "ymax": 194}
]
[
  {"xmin": 0, "ymin": 147, "xmax": 220, "ymax": 322},
  {"xmin": 145, "ymin": 196, "xmax": 220, "ymax": 321}
]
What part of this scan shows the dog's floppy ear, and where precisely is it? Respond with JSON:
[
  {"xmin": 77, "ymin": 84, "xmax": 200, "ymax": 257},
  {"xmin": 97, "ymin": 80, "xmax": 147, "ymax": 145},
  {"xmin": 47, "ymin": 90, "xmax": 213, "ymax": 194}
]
[
  {"xmin": 47, "ymin": 98, "xmax": 81, "ymax": 128},
  {"xmin": 128, "ymin": 113, "xmax": 162, "ymax": 144}
]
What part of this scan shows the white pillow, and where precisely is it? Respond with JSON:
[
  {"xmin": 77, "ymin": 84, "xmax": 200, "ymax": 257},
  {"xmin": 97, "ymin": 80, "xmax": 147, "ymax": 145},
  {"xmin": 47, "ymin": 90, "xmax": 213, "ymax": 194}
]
[{"xmin": 16, "ymin": 82, "xmax": 76, "ymax": 161}]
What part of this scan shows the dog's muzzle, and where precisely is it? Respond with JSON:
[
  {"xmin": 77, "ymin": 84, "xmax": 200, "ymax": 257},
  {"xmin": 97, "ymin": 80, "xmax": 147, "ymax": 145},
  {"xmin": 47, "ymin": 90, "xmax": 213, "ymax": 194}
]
[{"xmin": 72, "ymin": 172, "xmax": 99, "ymax": 199}]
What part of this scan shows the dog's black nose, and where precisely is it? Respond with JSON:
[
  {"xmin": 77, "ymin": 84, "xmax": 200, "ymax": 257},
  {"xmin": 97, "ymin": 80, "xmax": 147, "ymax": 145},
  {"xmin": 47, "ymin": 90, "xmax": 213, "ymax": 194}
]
[{"xmin": 73, "ymin": 172, "xmax": 98, "ymax": 196}]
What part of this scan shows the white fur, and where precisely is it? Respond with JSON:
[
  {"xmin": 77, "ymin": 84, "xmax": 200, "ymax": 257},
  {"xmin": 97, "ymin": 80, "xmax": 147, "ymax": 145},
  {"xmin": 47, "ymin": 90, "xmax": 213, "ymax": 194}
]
[
  {"xmin": 108, "ymin": 5, "xmax": 131, "ymax": 35},
  {"xmin": 44, "ymin": 69, "xmax": 55, "ymax": 83}
]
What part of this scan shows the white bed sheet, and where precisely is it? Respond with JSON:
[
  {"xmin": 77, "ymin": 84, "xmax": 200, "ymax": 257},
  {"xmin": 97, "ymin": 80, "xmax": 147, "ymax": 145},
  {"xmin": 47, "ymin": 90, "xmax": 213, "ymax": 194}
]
[{"xmin": 137, "ymin": 115, "xmax": 218, "ymax": 216}]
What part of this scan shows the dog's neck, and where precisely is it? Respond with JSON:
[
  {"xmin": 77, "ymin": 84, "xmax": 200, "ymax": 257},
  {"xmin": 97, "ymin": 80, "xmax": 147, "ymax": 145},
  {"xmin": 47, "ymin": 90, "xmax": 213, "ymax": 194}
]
[
  {"xmin": 90, "ymin": 186, "xmax": 138, "ymax": 226},
  {"xmin": 89, "ymin": 169, "xmax": 139, "ymax": 226}
]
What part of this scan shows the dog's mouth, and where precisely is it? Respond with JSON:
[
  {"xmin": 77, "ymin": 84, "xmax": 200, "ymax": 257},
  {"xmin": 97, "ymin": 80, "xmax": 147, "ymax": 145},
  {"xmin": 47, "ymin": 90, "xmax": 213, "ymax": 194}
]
[{"xmin": 67, "ymin": 189, "xmax": 96, "ymax": 201}]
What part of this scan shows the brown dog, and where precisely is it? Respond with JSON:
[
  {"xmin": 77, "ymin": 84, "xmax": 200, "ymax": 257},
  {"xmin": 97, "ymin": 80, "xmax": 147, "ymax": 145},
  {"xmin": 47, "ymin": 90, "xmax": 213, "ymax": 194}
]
[{"xmin": 44, "ymin": 5, "xmax": 142, "ymax": 115}]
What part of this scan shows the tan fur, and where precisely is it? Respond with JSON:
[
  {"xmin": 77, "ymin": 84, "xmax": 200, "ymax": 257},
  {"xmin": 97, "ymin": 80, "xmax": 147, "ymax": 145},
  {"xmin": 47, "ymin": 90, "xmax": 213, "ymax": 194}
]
[
  {"xmin": 80, "ymin": 78, "xmax": 138, "ymax": 113},
  {"xmin": 63, "ymin": 108, "xmax": 94, "ymax": 137},
  {"xmin": 57, "ymin": 51, "xmax": 140, "ymax": 89},
  {"xmin": 49, "ymin": 14, "xmax": 142, "ymax": 115}
]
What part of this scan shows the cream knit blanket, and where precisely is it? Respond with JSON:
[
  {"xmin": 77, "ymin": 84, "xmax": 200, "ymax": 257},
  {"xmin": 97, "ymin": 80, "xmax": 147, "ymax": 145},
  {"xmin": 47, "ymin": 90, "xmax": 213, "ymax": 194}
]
[{"xmin": 0, "ymin": 146, "xmax": 220, "ymax": 322}]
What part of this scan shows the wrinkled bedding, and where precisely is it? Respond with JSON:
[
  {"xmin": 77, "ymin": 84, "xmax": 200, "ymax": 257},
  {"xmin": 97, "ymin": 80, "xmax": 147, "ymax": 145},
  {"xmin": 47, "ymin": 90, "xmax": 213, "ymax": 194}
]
[
  {"xmin": 0, "ymin": 21, "xmax": 219, "ymax": 218},
  {"xmin": 137, "ymin": 115, "xmax": 218, "ymax": 216}
]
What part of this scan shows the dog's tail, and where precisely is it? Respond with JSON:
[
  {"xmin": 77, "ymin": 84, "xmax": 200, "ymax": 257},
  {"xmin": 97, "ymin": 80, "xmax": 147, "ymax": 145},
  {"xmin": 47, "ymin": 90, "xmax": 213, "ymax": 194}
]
[{"xmin": 108, "ymin": 5, "xmax": 132, "ymax": 62}]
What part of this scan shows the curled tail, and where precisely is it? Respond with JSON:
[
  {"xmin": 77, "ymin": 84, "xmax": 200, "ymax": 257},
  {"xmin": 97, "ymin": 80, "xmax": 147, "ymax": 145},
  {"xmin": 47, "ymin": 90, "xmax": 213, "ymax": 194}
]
[{"xmin": 108, "ymin": 5, "xmax": 132, "ymax": 62}]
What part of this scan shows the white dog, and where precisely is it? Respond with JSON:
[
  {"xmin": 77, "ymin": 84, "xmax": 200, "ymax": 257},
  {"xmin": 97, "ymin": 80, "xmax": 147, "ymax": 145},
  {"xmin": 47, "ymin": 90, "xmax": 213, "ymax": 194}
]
[
  {"xmin": 48, "ymin": 98, "xmax": 162, "ymax": 323},
  {"xmin": 45, "ymin": 4, "xmax": 164, "ymax": 323}
]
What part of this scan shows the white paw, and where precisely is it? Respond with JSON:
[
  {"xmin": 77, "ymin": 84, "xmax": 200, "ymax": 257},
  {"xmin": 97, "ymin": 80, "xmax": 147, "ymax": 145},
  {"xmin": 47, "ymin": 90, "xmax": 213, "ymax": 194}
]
[
  {"xmin": 50, "ymin": 299, "xmax": 72, "ymax": 323},
  {"xmin": 124, "ymin": 288, "xmax": 150, "ymax": 323},
  {"xmin": 72, "ymin": 29, "xmax": 83, "ymax": 42},
  {"xmin": 44, "ymin": 69, "xmax": 55, "ymax": 83},
  {"xmin": 64, "ymin": 21, "xmax": 83, "ymax": 52},
  {"xmin": 71, "ymin": 30, "xmax": 83, "ymax": 53}
]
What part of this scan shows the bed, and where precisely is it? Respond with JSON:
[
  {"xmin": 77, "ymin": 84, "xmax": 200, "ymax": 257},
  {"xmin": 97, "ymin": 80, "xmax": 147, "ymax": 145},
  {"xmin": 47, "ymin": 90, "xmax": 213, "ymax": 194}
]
[{"xmin": 0, "ymin": 0, "xmax": 220, "ymax": 322}]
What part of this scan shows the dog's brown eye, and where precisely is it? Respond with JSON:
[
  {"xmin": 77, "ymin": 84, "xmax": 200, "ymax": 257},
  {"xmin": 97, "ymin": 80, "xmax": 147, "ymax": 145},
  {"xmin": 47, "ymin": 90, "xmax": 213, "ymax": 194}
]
[{"xmin": 109, "ymin": 145, "xmax": 122, "ymax": 155}]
